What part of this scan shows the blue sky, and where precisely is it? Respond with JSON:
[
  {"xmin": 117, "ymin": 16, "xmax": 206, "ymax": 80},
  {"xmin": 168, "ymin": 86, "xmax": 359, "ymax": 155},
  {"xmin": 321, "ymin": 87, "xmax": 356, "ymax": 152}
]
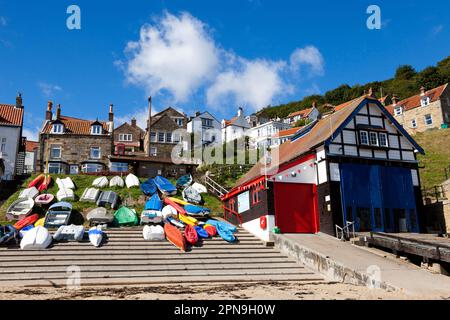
[{"xmin": 0, "ymin": 0, "xmax": 449, "ymax": 140}]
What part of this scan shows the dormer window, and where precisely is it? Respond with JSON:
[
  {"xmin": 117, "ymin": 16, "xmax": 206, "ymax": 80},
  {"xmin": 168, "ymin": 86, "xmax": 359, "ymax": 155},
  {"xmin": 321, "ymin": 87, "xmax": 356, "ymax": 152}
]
[
  {"xmin": 421, "ymin": 96, "xmax": 430, "ymax": 107},
  {"xmin": 174, "ymin": 118, "xmax": 183, "ymax": 126},
  {"xmin": 394, "ymin": 106, "xmax": 403, "ymax": 116},
  {"xmin": 52, "ymin": 124, "xmax": 64, "ymax": 134},
  {"xmin": 91, "ymin": 125, "xmax": 102, "ymax": 135}
]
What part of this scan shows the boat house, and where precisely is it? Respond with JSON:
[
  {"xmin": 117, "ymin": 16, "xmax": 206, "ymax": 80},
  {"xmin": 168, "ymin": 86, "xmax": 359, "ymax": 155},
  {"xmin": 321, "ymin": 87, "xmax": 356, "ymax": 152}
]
[{"xmin": 221, "ymin": 94, "xmax": 425, "ymax": 241}]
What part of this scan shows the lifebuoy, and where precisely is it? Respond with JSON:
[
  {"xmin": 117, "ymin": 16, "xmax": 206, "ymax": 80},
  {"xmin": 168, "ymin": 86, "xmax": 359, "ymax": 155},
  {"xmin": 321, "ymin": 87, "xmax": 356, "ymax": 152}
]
[{"xmin": 260, "ymin": 216, "xmax": 267, "ymax": 230}]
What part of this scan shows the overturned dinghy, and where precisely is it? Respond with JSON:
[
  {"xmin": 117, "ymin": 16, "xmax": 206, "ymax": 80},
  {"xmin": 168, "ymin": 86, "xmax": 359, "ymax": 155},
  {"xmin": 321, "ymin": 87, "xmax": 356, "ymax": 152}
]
[
  {"xmin": 191, "ymin": 182, "xmax": 207, "ymax": 194},
  {"xmin": 88, "ymin": 226, "xmax": 104, "ymax": 247},
  {"xmin": 176, "ymin": 174, "xmax": 192, "ymax": 188},
  {"xmin": 125, "ymin": 173, "xmax": 140, "ymax": 188},
  {"xmin": 56, "ymin": 177, "xmax": 75, "ymax": 190},
  {"xmin": 53, "ymin": 225, "xmax": 85, "ymax": 242},
  {"xmin": 109, "ymin": 176, "xmax": 124, "ymax": 188},
  {"xmin": 87, "ymin": 207, "xmax": 114, "ymax": 225},
  {"xmin": 18, "ymin": 187, "xmax": 39, "ymax": 200},
  {"xmin": 113, "ymin": 207, "xmax": 139, "ymax": 226},
  {"xmin": 20, "ymin": 226, "xmax": 52, "ymax": 250},
  {"xmin": 162, "ymin": 205, "xmax": 178, "ymax": 221},
  {"xmin": 140, "ymin": 179, "xmax": 157, "ymax": 196},
  {"xmin": 182, "ymin": 186, "xmax": 202, "ymax": 204},
  {"xmin": 80, "ymin": 188, "xmax": 101, "ymax": 203},
  {"xmin": 185, "ymin": 204, "xmax": 211, "ymax": 217},
  {"xmin": 141, "ymin": 194, "xmax": 163, "ymax": 224},
  {"xmin": 92, "ymin": 176, "xmax": 109, "ymax": 188},
  {"xmin": 143, "ymin": 225, "xmax": 165, "ymax": 241},
  {"xmin": 6, "ymin": 197, "xmax": 35, "ymax": 221},
  {"xmin": 154, "ymin": 176, "xmax": 177, "ymax": 196},
  {"xmin": 96, "ymin": 191, "xmax": 119, "ymax": 209},
  {"xmin": 56, "ymin": 187, "xmax": 75, "ymax": 202}
]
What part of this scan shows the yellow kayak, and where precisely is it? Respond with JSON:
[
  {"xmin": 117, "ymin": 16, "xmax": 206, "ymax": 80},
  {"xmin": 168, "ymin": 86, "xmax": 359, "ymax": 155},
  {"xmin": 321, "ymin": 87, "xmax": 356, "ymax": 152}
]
[
  {"xmin": 35, "ymin": 217, "xmax": 45, "ymax": 227},
  {"xmin": 169, "ymin": 197, "xmax": 189, "ymax": 206},
  {"xmin": 178, "ymin": 214, "xmax": 198, "ymax": 226}
]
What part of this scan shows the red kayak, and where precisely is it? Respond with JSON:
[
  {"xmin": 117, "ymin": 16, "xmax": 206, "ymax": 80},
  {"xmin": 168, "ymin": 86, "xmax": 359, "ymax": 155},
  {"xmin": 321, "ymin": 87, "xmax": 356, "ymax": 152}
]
[
  {"xmin": 184, "ymin": 224, "xmax": 198, "ymax": 245},
  {"xmin": 204, "ymin": 224, "xmax": 217, "ymax": 237},
  {"xmin": 28, "ymin": 174, "xmax": 45, "ymax": 189},
  {"xmin": 163, "ymin": 197, "xmax": 187, "ymax": 215},
  {"xmin": 164, "ymin": 223, "xmax": 186, "ymax": 252},
  {"xmin": 13, "ymin": 213, "xmax": 39, "ymax": 231},
  {"xmin": 38, "ymin": 175, "xmax": 52, "ymax": 192}
]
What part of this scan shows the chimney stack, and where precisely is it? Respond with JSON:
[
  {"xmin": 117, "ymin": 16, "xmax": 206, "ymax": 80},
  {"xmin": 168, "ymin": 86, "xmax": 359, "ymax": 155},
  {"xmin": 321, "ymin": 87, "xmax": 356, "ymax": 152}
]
[
  {"xmin": 56, "ymin": 104, "xmax": 61, "ymax": 120},
  {"xmin": 109, "ymin": 104, "xmax": 114, "ymax": 122},
  {"xmin": 147, "ymin": 96, "xmax": 152, "ymax": 157},
  {"xmin": 46, "ymin": 101, "xmax": 53, "ymax": 120},
  {"xmin": 420, "ymin": 86, "xmax": 426, "ymax": 97},
  {"xmin": 195, "ymin": 111, "xmax": 201, "ymax": 117},
  {"xmin": 392, "ymin": 95, "xmax": 399, "ymax": 106},
  {"xmin": 131, "ymin": 118, "xmax": 137, "ymax": 127},
  {"xmin": 238, "ymin": 107, "xmax": 243, "ymax": 117},
  {"xmin": 368, "ymin": 87, "xmax": 375, "ymax": 98},
  {"xmin": 16, "ymin": 93, "xmax": 23, "ymax": 108},
  {"xmin": 312, "ymin": 101, "xmax": 317, "ymax": 109}
]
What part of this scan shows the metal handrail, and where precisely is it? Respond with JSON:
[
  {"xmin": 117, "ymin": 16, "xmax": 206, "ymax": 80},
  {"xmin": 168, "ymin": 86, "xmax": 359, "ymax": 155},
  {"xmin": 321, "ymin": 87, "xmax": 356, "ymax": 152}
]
[
  {"xmin": 335, "ymin": 221, "xmax": 356, "ymax": 240},
  {"xmin": 204, "ymin": 175, "xmax": 229, "ymax": 197}
]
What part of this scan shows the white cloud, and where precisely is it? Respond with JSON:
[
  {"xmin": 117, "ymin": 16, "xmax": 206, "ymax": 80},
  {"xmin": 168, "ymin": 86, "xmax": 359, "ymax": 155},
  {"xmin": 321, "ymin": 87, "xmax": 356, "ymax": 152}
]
[
  {"xmin": 22, "ymin": 127, "xmax": 39, "ymax": 142},
  {"xmin": 290, "ymin": 46, "xmax": 324, "ymax": 75},
  {"xmin": 124, "ymin": 12, "xmax": 219, "ymax": 102},
  {"xmin": 207, "ymin": 58, "xmax": 287, "ymax": 111},
  {"xmin": 38, "ymin": 82, "xmax": 62, "ymax": 97}
]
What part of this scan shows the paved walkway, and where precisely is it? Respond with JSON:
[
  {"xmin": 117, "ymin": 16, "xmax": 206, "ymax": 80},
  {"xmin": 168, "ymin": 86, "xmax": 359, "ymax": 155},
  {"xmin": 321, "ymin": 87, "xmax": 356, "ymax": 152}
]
[{"xmin": 272, "ymin": 233, "xmax": 450, "ymax": 298}]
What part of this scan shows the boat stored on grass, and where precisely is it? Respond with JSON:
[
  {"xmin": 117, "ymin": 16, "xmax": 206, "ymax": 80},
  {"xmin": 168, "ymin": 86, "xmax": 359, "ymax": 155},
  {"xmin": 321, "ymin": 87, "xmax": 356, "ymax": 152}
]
[
  {"xmin": 92, "ymin": 176, "xmax": 109, "ymax": 188},
  {"xmin": 109, "ymin": 176, "xmax": 124, "ymax": 188},
  {"xmin": 56, "ymin": 177, "xmax": 75, "ymax": 190},
  {"xmin": 38, "ymin": 175, "xmax": 52, "ymax": 192},
  {"xmin": 191, "ymin": 182, "xmax": 207, "ymax": 194},
  {"xmin": 164, "ymin": 198, "xmax": 186, "ymax": 215},
  {"xmin": 96, "ymin": 191, "xmax": 119, "ymax": 209},
  {"xmin": 125, "ymin": 174, "xmax": 140, "ymax": 188},
  {"xmin": 18, "ymin": 187, "xmax": 39, "ymax": 200},
  {"xmin": 182, "ymin": 186, "xmax": 202, "ymax": 204},
  {"xmin": 35, "ymin": 194, "xmax": 55, "ymax": 206},
  {"xmin": 56, "ymin": 187, "xmax": 75, "ymax": 202},
  {"xmin": 80, "ymin": 188, "xmax": 101, "ymax": 203},
  {"xmin": 44, "ymin": 202, "xmax": 73, "ymax": 228},
  {"xmin": 113, "ymin": 207, "xmax": 139, "ymax": 226},
  {"xmin": 154, "ymin": 176, "xmax": 177, "ymax": 196},
  {"xmin": 185, "ymin": 204, "xmax": 211, "ymax": 217},
  {"xmin": 86, "ymin": 207, "xmax": 114, "ymax": 225},
  {"xmin": 176, "ymin": 174, "xmax": 192, "ymax": 188},
  {"xmin": 162, "ymin": 205, "xmax": 178, "ymax": 221},
  {"xmin": 20, "ymin": 226, "xmax": 52, "ymax": 250},
  {"xmin": 140, "ymin": 179, "xmax": 157, "ymax": 196},
  {"xmin": 53, "ymin": 225, "xmax": 85, "ymax": 242},
  {"xmin": 179, "ymin": 214, "xmax": 198, "ymax": 226},
  {"xmin": 28, "ymin": 174, "xmax": 45, "ymax": 189},
  {"xmin": 6, "ymin": 197, "xmax": 34, "ymax": 221},
  {"xmin": 164, "ymin": 223, "xmax": 186, "ymax": 252},
  {"xmin": 141, "ymin": 194, "xmax": 163, "ymax": 224}
]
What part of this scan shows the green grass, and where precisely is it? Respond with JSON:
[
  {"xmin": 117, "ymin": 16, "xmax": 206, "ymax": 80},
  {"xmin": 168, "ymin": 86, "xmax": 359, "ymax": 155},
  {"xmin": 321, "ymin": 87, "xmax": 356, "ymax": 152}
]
[
  {"xmin": 416, "ymin": 128, "xmax": 450, "ymax": 189},
  {"xmin": 0, "ymin": 174, "xmax": 223, "ymax": 225}
]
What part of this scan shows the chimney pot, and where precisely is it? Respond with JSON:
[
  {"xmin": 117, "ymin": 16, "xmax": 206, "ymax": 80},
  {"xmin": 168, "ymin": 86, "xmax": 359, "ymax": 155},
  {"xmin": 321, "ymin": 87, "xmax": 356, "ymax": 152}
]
[
  {"xmin": 16, "ymin": 93, "xmax": 23, "ymax": 108},
  {"xmin": 56, "ymin": 104, "xmax": 61, "ymax": 120},
  {"xmin": 45, "ymin": 101, "xmax": 53, "ymax": 121},
  {"xmin": 109, "ymin": 104, "xmax": 114, "ymax": 122},
  {"xmin": 195, "ymin": 111, "xmax": 201, "ymax": 117},
  {"xmin": 131, "ymin": 118, "xmax": 137, "ymax": 127},
  {"xmin": 420, "ymin": 86, "xmax": 426, "ymax": 96}
]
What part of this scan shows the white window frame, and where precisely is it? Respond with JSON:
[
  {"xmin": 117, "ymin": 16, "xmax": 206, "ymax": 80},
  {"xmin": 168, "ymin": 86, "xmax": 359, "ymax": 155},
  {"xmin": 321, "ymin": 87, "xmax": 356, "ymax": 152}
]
[
  {"xmin": 369, "ymin": 132, "xmax": 379, "ymax": 146},
  {"xmin": 394, "ymin": 107, "xmax": 403, "ymax": 116},
  {"xmin": 0, "ymin": 137, "xmax": 6, "ymax": 152},
  {"xmin": 90, "ymin": 147, "xmax": 101, "ymax": 159},
  {"xmin": 174, "ymin": 118, "xmax": 184, "ymax": 126},
  {"xmin": 174, "ymin": 133, "xmax": 181, "ymax": 143},
  {"xmin": 411, "ymin": 119, "xmax": 417, "ymax": 128},
  {"xmin": 52, "ymin": 124, "xmax": 63, "ymax": 134},
  {"xmin": 48, "ymin": 163, "xmax": 63, "ymax": 174},
  {"xmin": 119, "ymin": 134, "xmax": 132, "ymax": 142},
  {"xmin": 110, "ymin": 162, "xmax": 128, "ymax": 172},
  {"xmin": 91, "ymin": 125, "xmax": 102, "ymax": 135},
  {"xmin": 359, "ymin": 130, "xmax": 369, "ymax": 145},
  {"xmin": 166, "ymin": 132, "xmax": 172, "ymax": 143},
  {"xmin": 424, "ymin": 114, "xmax": 433, "ymax": 126},
  {"xmin": 81, "ymin": 163, "xmax": 103, "ymax": 173},
  {"xmin": 420, "ymin": 97, "xmax": 430, "ymax": 107},
  {"xmin": 158, "ymin": 132, "xmax": 165, "ymax": 143},
  {"xmin": 379, "ymin": 133, "xmax": 388, "ymax": 147},
  {"xmin": 50, "ymin": 145, "xmax": 62, "ymax": 159},
  {"xmin": 150, "ymin": 132, "xmax": 156, "ymax": 142},
  {"xmin": 69, "ymin": 165, "xmax": 79, "ymax": 175}
]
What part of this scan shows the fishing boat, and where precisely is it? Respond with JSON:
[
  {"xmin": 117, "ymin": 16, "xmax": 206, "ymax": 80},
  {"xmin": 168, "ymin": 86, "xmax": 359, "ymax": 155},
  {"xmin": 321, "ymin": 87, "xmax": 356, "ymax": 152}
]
[
  {"xmin": 203, "ymin": 224, "xmax": 217, "ymax": 237},
  {"xmin": 56, "ymin": 187, "xmax": 74, "ymax": 202},
  {"xmin": 109, "ymin": 176, "xmax": 124, "ymax": 188},
  {"xmin": 20, "ymin": 226, "xmax": 52, "ymax": 250},
  {"xmin": 18, "ymin": 187, "xmax": 39, "ymax": 200},
  {"xmin": 164, "ymin": 223, "xmax": 186, "ymax": 252},
  {"xmin": 182, "ymin": 186, "xmax": 202, "ymax": 204},
  {"xmin": 191, "ymin": 182, "xmax": 208, "ymax": 194},
  {"xmin": 167, "ymin": 216, "xmax": 185, "ymax": 229},
  {"xmin": 184, "ymin": 224, "xmax": 198, "ymax": 245},
  {"xmin": 185, "ymin": 204, "xmax": 211, "ymax": 217},
  {"xmin": 28, "ymin": 174, "xmax": 45, "ymax": 189},
  {"xmin": 96, "ymin": 191, "xmax": 119, "ymax": 209},
  {"xmin": 88, "ymin": 226, "xmax": 104, "ymax": 247},
  {"xmin": 56, "ymin": 177, "xmax": 75, "ymax": 190},
  {"xmin": 205, "ymin": 219, "xmax": 237, "ymax": 233},
  {"xmin": 141, "ymin": 194, "xmax": 163, "ymax": 224},
  {"xmin": 125, "ymin": 173, "xmax": 140, "ymax": 188},
  {"xmin": 140, "ymin": 178, "xmax": 157, "ymax": 196},
  {"xmin": 194, "ymin": 225, "xmax": 209, "ymax": 238},
  {"xmin": 86, "ymin": 207, "xmax": 114, "ymax": 225},
  {"xmin": 44, "ymin": 202, "xmax": 73, "ymax": 228},
  {"xmin": 179, "ymin": 214, "xmax": 198, "ymax": 226},
  {"xmin": 53, "ymin": 225, "xmax": 85, "ymax": 242},
  {"xmin": 6, "ymin": 197, "xmax": 34, "ymax": 221},
  {"xmin": 80, "ymin": 188, "xmax": 101, "ymax": 203},
  {"xmin": 163, "ymin": 197, "xmax": 187, "ymax": 215},
  {"xmin": 92, "ymin": 176, "xmax": 109, "ymax": 188},
  {"xmin": 176, "ymin": 174, "xmax": 193, "ymax": 188},
  {"xmin": 0, "ymin": 225, "xmax": 17, "ymax": 245},
  {"xmin": 13, "ymin": 213, "xmax": 39, "ymax": 231},
  {"xmin": 35, "ymin": 194, "xmax": 55, "ymax": 206},
  {"xmin": 154, "ymin": 176, "xmax": 177, "ymax": 196},
  {"xmin": 38, "ymin": 175, "xmax": 52, "ymax": 192},
  {"xmin": 113, "ymin": 207, "xmax": 139, "ymax": 226},
  {"xmin": 162, "ymin": 205, "xmax": 178, "ymax": 221},
  {"xmin": 143, "ymin": 225, "xmax": 165, "ymax": 241}
]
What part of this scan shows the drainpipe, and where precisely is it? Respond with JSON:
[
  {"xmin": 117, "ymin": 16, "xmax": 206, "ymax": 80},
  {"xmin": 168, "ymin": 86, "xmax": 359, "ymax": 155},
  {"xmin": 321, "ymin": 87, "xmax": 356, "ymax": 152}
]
[{"xmin": 147, "ymin": 96, "xmax": 152, "ymax": 157}]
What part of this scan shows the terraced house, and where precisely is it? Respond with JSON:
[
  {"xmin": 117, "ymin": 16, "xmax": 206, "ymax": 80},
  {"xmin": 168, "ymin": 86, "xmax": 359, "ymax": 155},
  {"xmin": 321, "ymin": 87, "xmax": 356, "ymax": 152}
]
[
  {"xmin": 37, "ymin": 102, "xmax": 114, "ymax": 174},
  {"xmin": 114, "ymin": 118, "xmax": 145, "ymax": 155}
]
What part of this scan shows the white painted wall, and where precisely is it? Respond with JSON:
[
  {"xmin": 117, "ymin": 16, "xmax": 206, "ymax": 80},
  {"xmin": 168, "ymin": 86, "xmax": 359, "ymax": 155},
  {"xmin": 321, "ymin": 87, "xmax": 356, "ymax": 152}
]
[
  {"xmin": 0, "ymin": 125, "xmax": 21, "ymax": 180},
  {"xmin": 242, "ymin": 215, "xmax": 275, "ymax": 242},
  {"xmin": 187, "ymin": 112, "xmax": 222, "ymax": 146},
  {"xmin": 268, "ymin": 157, "xmax": 317, "ymax": 185},
  {"xmin": 247, "ymin": 121, "xmax": 291, "ymax": 149}
]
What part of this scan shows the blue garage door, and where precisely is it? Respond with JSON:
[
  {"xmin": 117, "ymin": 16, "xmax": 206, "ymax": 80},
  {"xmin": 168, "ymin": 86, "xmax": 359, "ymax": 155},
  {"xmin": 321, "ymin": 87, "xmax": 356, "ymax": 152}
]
[{"xmin": 340, "ymin": 163, "xmax": 419, "ymax": 233}]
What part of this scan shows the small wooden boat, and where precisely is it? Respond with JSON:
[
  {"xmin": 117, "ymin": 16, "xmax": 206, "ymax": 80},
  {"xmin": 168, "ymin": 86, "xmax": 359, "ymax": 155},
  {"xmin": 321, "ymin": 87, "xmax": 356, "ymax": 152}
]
[
  {"xmin": 182, "ymin": 186, "xmax": 202, "ymax": 204},
  {"xmin": 56, "ymin": 187, "xmax": 74, "ymax": 202},
  {"xmin": 92, "ymin": 176, "xmax": 109, "ymax": 188},
  {"xmin": 44, "ymin": 202, "xmax": 73, "ymax": 228},
  {"xmin": 38, "ymin": 175, "xmax": 52, "ymax": 192},
  {"xmin": 140, "ymin": 179, "xmax": 157, "ymax": 196},
  {"xmin": 194, "ymin": 225, "xmax": 209, "ymax": 238},
  {"xmin": 87, "ymin": 207, "xmax": 114, "ymax": 225},
  {"xmin": 154, "ymin": 176, "xmax": 177, "ymax": 196},
  {"xmin": 143, "ymin": 225, "xmax": 165, "ymax": 241},
  {"xmin": 35, "ymin": 194, "xmax": 55, "ymax": 206},
  {"xmin": 163, "ymin": 197, "xmax": 187, "ymax": 215},
  {"xmin": 113, "ymin": 207, "xmax": 138, "ymax": 226},
  {"xmin": 176, "ymin": 174, "xmax": 192, "ymax": 188},
  {"xmin": 28, "ymin": 174, "xmax": 45, "ymax": 189},
  {"xmin": 185, "ymin": 204, "xmax": 211, "ymax": 217},
  {"xmin": 18, "ymin": 187, "xmax": 39, "ymax": 200},
  {"xmin": 162, "ymin": 205, "xmax": 178, "ymax": 221},
  {"xmin": 184, "ymin": 224, "xmax": 198, "ymax": 245},
  {"xmin": 203, "ymin": 224, "xmax": 217, "ymax": 237},
  {"xmin": 53, "ymin": 225, "xmax": 85, "ymax": 242},
  {"xmin": 191, "ymin": 182, "xmax": 208, "ymax": 194},
  {"xmin": 88, "ymin": 226, "xmax": 104, "ymax": 247},
  {"xmin": 80, "ymin": 188, "xmax": 101, "ymax": 203},
  {"xmin": 125, "ymin": 173, "xmax": 140, "ymax": 188},
  {"xmin": 96, "ymin": 191, "xmax": 119, "ymax": 209},
  {"xmin": 20, "ymin": 226, "xmax": 52, "ymax": 250},
  {"xmin": 164, "ymin": 223, "xmax": 186, "ymax": 252},
  {"xmin": 6, "ymin": 197, "xmax": 34, "ymax": 221},
  {"xmin": 0, "ymin": 225, "xmax": 17, "ymax": 245},
  {"xmin": 109, "ymin": 176, "xmax": 124, "ymax": 188},
  {"xmin": 179, "ymin": 214, "xmax": 198, "ymax": 226},
  {"xmin": 167, "ymin": 216, "xmax": 185, "ymax": 228},
  {"xmin": 13, "ymin": 213, "xmax": 39, "ymax": 231}
]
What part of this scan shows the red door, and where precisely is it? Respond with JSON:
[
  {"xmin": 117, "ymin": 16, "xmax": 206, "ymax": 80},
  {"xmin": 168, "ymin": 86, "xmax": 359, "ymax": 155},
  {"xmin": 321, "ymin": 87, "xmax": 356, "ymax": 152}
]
[{"xmin": 274, "ymin": 183, "xmax": 319, "ymax": 233}]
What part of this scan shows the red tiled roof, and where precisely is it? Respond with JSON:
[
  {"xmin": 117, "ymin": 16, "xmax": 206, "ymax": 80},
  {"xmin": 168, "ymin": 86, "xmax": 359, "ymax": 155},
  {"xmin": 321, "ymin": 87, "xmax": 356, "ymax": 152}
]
[
  {"xmin": 223, "ymin": 116, "xmax": 238, "ymax": 127},
  {"xmin": 287, "ymin": 107, "xmax": 313, "ymax": 119},
  {"xmin": 41, "ymin": 116, "xmax": 109, "ymax": 135},
  {"xmin": 273, "ymin": 127, "xmax": 303, "ymax": 138},
  {"xmin": 0, "ymin": 104, "xmax": 24, "ymax": 127},
  {"xmin": 25, "ymin": 140, "xmax": 39, "ymax": 152},
  {"xmin": 385, "ymin": 84, "xmax": 448, "ymax": 115}
]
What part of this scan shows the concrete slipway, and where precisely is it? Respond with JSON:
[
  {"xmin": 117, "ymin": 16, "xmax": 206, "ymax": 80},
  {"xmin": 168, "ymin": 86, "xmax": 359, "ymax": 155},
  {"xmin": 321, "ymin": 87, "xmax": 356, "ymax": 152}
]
[{"xmin": 271, "ymin": 233, "xmax": 450, "ymax": 298}]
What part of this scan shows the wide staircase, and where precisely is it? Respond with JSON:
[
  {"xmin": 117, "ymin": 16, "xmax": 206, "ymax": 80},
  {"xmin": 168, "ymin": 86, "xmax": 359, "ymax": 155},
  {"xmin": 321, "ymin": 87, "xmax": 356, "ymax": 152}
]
[{"xmin": 0, "ymin": 227, "xmax": 325, "ymax": 287}]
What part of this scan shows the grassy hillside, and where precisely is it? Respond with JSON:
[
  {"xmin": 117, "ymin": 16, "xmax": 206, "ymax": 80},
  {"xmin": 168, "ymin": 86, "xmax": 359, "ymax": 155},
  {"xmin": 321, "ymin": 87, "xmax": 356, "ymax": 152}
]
[
  {"xmin": 0, "ymin": 174, "xmax": 223, "ymax": 225},
  {"xmin": 416, "ymin": 128, "xmax": 450, "ymax": 189}
]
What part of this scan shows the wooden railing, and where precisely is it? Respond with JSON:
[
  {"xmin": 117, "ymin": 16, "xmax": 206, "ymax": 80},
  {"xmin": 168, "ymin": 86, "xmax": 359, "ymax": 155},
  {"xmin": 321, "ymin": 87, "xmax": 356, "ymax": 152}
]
[{"xmin": 222, "ymin": 205, "xmax": 242, "ymax": 225}]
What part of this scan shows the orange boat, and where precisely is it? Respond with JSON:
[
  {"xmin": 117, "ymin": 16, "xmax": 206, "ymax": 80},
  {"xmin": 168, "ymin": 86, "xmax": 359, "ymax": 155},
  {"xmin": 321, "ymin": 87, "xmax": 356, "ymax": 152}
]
[
  {"xmin": 163, "ymin": 197, "xmax": 187, "ymax": 215},
  {"xmin": 28, "ymin": 174, "xmax": 45, "ymax": 189},
  {"xmin": 38, "ymin": 175, "xmax": 52, "ymax": 192},
  {"xmin": 13, "ymin": 213, "xmax": 39, "ymax": 231},
  {"xmin": 184, "ymin": 224, "xmax": 198, "ymax": 245},
  {"xmin": 164, "ymin": 223, "xmax": 186, "ymax": 252}
]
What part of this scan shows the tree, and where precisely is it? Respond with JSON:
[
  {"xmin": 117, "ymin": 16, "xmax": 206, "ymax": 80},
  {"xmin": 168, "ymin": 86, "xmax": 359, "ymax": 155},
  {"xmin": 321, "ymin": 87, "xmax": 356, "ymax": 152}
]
[
  {"xmin": 324, "ymin": 84, "xmax": 352, "ymax": 105},
  {"xmin": 395, "ymin": 65, "xmax": 417, "ymax": 80},
  {"xmin": 416, "ymin": 66, "xmax": 445, "ymax": 90}
]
